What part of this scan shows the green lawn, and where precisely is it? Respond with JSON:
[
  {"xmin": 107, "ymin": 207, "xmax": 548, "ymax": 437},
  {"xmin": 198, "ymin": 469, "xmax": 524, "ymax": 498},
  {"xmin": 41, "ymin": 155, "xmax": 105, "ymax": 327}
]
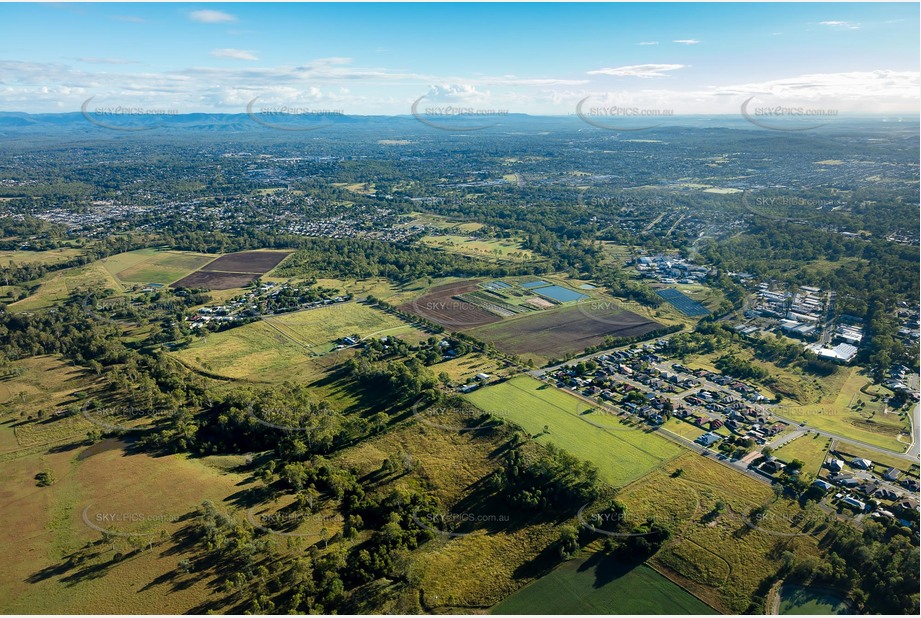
[
  {"xmin": 491, "ymin": 556, "xmax": 715, "ymax": 614},
  {"xmin": 465, "ymin": 376, "xmax": 683, "ymax": 487},
  {"xmin": 774, "ymin": 433, "xmax": 832, "ymax": 476}
]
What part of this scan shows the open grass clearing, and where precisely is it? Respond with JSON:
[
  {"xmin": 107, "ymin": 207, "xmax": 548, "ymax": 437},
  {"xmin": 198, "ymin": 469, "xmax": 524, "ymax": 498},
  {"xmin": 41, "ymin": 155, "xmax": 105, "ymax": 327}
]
[
  {"xmin": 0, "ymin": 440, "xmax": 254, "ymax": 614},
  {"xmin": 619, "ymin": 453, "xmax": 823, "ymax": 613},
  {"xmin": 778, "ymin": 367, "xmax": 907, "ymax": 451},
  {"xmin": 773, "ymin": 432, "xmax": 832, "ymax": 476},
  {"xmin": 0, "ymin": 248, "xmax": 83, "ymax": 268},
  {"xmin": 490, "ymin": 555, "xmax": 715, "ymax": 614},
  {"xmin": 465, "ymin": 376, "xmax": 683, "ymax": 487},
  {"xmin": 9, "ymin": 262, "xmax": 123, "ymax": 312}
]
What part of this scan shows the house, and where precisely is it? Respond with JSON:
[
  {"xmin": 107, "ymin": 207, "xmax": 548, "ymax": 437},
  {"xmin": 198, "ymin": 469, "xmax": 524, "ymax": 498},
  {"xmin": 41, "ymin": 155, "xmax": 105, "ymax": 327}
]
[
  {"xmin": 696, "ymin": 432, "xmax": 721, "ymax": 447},
  {"xmin": 874, "ymin": 488, "xmax": 899, "ymax": 501},
  {"xmin": 827, "ymin": 458, "xmax": 845, "ymax": 472},
  {"xmin": 457, "ymin": 384, "xmax": 479, "ymax": 394},
  {"xmin": 342, "ymin": 336, "xmax": 359, "ymax": 346},
  {"xmin": 813, "ymin": 479, "xmax": 834, "ymax": 492},
  {"xmin": 475, "ymin": 373, "xmax": 491, "ymax": 381},
  {"xmin": 836, "ymin": 476, "xmax": 860, "ymax": 488},
  {"xmin": 851, "ymin": 458, "xmax": 873, "ymax": 470},
  {"xmin": 841, "ymin": 496, "xmax": 866, "ymax": 511},
  {"xmin": 762, "ymin": 459, "xmax": 786, "ymax": 474},
  {"xmin": 884, "ymin": 467, "xmax": 901, "ymax": 482}
]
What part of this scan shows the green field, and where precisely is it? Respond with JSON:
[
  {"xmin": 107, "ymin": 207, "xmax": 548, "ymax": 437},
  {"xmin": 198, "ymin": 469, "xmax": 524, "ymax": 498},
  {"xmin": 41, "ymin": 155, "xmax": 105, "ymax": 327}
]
[
  {"xmin": 420, "ymin": 234, "xmax": 534, "ymax": 261},
  {"xmin": 465, "ymin": 376, "xmax": 683, "ymax": 487},
  {"xmin": 0, "ymin": 248, "xmax": 83, "ymax": 267},
  {"xmin": 173, "ymin": 302, "xmax": 426, "ymax": 383},
  {"xmin": 100, "ymin": 248, "xmax": 216, "ymax": 285},
  {"xmin": 618, "ymin": 453, "xmax": 823, "ymax": 613},
  {"xmin": 779, "ymin": 584, "xmax": 851, "ymax": 615},
  {"xmin": 778, "ymin": 367, "xmax": 907, "ymax": 451},
  {"xmin": 9, "ymin": 262, "xmax": 124, "ymax": 311},
  {"xmin": 491, "ymin": 556, "xmax": 715, "ymax": 614},
  {"xmin": 267, "ymin": 301, "xmax": 426, "ymax": 353},
  {"xmin": 774, "ymin": 433, "xmax": 832, "ymax": 476}
]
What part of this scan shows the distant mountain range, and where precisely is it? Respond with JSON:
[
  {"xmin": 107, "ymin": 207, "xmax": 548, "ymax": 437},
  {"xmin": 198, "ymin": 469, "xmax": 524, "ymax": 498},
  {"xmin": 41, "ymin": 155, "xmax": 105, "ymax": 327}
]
[{"xmin": 0, "ymin": 111, "xmax": 912, "ymax": 137}]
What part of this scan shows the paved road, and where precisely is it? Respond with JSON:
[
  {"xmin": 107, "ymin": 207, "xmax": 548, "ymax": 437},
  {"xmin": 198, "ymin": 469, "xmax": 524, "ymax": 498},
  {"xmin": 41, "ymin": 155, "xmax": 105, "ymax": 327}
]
[{"xmin": 905, "ymin": 401, "xmax": 920, "ymax": 459}]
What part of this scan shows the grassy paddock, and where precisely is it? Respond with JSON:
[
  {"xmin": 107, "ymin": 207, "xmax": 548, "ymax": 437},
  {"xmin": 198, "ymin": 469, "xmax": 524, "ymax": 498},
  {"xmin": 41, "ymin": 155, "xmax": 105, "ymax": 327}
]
[
  {"xmin": 490, "ymin": 555, "xmax": 716, "ymax": 614},
  {"xmin": 0, "ymin": 443, "xmax": 253, "ymax": 614},
  {"xmin": 465, "ymin": 376, "xmax": 683, "ymax": 487},
  {"xmin": 774, "ymin": 433, "xmax": 832, "ymax": 476}
]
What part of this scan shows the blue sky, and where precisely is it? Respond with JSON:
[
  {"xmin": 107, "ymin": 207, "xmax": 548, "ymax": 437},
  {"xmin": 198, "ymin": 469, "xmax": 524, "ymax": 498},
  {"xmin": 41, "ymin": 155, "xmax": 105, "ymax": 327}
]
[{"xmin": 1, "ymin": 2, "xmax": 918, "ymax": 115}]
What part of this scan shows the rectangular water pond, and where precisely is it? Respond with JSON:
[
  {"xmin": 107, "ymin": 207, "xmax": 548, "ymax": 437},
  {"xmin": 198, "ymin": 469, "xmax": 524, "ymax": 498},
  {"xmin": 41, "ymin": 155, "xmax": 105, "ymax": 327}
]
[
  {"xmin": 521, "ymin": 280, "xmax": 551, "ymax": 289},
  {"xmin": 537, "ymin": 285, "xmax": 588, "ymax": 303}
]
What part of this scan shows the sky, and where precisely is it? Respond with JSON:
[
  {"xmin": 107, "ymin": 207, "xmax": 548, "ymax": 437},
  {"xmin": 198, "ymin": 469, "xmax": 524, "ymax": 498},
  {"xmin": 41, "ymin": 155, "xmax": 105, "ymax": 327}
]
[{"xmin": 0, "ymin": 2, "xmax": 918, "ymax": 116}]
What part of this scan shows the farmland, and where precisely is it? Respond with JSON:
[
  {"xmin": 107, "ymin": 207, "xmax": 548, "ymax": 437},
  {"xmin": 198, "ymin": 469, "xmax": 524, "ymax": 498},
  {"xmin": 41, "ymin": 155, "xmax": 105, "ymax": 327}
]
[
  {"xmin": 490, "ymin": 557, "xmax": 716, "ymax": 615},
  {"xmin": 172, "ymin": 250, "xmax": 292, "ymax": 291},
  {"xmin": 400, "ymin": 279, "xmax": 502, "ymax": 329},
  {"xmin": 173, "ymin": 302, "xmax": 425, "ymax": 383},
  {"xmin": 100, "ymin": 248, "xmax": 216, "ymax": 285},
  {"xmin": 465, "ymin": 376, "xmax": 683, "ymax": 487},
  {"xmin": 468, "ymin": 303, "xmax": 661, "ymax": 365},
  {"xmin": 198, "ymin": 250, "xmax": 291, "ymax": 274},
  {"xmin": 400, "ymin": 277, "xmax": 662, "ymax": 364}
]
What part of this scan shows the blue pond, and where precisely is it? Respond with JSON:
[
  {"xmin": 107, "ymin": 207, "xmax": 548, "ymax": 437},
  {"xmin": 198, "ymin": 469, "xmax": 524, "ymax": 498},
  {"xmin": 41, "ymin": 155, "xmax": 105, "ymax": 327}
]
[
  {"xmin": 521, "ymin": 280, "xmax": 550, "ymax": 289},
  {"xmin": 536, "ymin": 285, "xmax": 588, "ymax": 303}
]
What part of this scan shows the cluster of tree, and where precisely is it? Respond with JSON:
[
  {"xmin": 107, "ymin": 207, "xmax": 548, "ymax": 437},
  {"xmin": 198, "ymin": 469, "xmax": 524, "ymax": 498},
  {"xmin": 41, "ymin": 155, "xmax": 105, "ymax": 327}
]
[
  {"xmin": 488, "ymin": 438, "xmax": 600, "ymax": 512},
  {"xmin": 275, "ymin": 237, "xmax": 541, "ymax": 283},
  {"xmin": 583, "ymin": 500, "xmax": 672, "ymax": 558},
  {"xmin": 715, "ymin": 353, "xmax": 770, "ymax": 381},
  {"xmin": 783, "ymin": 519, "xmax": 919, "ymax": 614},
  {"xmin": 346, "ymin": 355, "xmax": 439, "ymax": 406}
]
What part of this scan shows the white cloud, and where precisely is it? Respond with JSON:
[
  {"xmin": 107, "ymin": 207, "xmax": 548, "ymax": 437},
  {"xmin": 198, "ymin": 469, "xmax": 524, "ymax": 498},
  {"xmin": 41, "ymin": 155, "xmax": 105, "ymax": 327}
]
[
  {"xmin": 715, "ymin": 70, "xmax": 919, "ymax": 101},
  {"xmin": 423, "ymin": 84, "xmax": 487, "ymax": 100},
  {"xmin": 637, "ymin": 41, "xmax": 659, "ymax": 46},
  {"xmin": 210, "ymin": 49, "xmax": 258, "ymax": 61},
  {"xmin": 672, "ymin": 39, "xmax": 700, "ymax": 45},
  {"xmin": 189, "ymin": 10, "xmax": 237, "ymax": 23},
  {"xmin": 588, "ymin": 64, "xmax": 686, "ymax": 78},
  {"xmin": 77, "ymin": 57, "xmax": 138, "ymax": 65},
  {"xmin": 820, "ymin": 21, "xmax": 860, "ymax": 30},
  {"xmin": 2, "ymin": 57, "xmax": 917, "ymax": 116}
]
